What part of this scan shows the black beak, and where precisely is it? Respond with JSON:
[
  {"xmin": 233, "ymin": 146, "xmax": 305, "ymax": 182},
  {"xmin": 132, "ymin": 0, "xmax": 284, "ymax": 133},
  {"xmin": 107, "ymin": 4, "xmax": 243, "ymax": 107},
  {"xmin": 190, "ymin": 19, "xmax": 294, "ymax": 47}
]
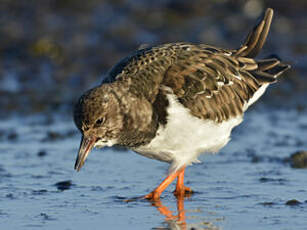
[{"xmin": 74, "ymin": 135, "xmax": 96, "ymax": 171}]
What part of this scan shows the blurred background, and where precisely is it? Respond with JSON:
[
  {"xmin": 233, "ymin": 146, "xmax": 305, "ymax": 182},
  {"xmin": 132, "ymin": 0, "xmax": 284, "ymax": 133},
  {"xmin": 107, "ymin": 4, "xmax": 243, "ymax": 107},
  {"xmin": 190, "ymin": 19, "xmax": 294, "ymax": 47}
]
[{"xmin": 0, "ymin": 0, "xmax": 306, "ymax": 117}]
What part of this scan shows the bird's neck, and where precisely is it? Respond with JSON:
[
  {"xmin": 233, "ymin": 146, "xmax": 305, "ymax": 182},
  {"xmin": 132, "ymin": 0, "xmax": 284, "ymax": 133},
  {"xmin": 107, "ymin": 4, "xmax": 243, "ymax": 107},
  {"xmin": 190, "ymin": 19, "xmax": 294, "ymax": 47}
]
[{"xmin": 110, "ymin": 82, "xmax": 159, "ymax": 147}]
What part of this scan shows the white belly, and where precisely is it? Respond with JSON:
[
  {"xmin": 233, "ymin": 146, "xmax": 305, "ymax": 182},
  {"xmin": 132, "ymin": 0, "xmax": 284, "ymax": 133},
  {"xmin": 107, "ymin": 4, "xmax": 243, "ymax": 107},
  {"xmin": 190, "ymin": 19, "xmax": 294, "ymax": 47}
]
[{"xmin": 133, "ymin": 94, "xmax": 243, "ymax": 173}]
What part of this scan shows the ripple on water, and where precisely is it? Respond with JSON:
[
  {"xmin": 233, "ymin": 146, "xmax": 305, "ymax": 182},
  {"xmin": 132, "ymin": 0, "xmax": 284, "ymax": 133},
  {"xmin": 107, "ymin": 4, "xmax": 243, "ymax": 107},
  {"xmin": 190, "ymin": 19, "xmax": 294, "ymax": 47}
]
[{"xmin": 0, "ymin": 108, "xmax": 307, "ymax": 230}]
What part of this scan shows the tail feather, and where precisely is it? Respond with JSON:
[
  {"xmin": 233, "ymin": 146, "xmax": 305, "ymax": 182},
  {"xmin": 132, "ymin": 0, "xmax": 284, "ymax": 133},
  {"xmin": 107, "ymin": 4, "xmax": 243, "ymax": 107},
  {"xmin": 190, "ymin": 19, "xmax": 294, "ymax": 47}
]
[
  {"xmin": 235, "ymin": 8, "xmax": 274, "ymax": 58},
  {"xmin": 234, "ymin": 8, "xmax": 291, "ymax": 84},
  {"xmin": 265, "ymin": 63, "xmax": 290, "ymax": 77},
  {"xmin": 257, "ymin": 58, "xmax": 280, "ymax": 71},
  {"xmin": 252, "ymin": 71, "xmax": 278, "ymax": 83},
  {"xmin": 252, "ymin": 60, "xmax": 290, "ymax": 84}
]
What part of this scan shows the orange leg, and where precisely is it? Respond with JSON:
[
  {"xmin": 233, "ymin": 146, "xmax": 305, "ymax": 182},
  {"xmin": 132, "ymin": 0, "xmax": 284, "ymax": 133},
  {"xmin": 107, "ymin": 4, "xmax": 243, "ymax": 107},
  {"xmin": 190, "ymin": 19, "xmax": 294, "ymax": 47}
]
[
  {"xmin": 173, "ymin": 166, "xmax": 192, "ymax": 198},
  {"xmin": 144, "ymin": 167, "xmax": 185, "ymax": 201}
]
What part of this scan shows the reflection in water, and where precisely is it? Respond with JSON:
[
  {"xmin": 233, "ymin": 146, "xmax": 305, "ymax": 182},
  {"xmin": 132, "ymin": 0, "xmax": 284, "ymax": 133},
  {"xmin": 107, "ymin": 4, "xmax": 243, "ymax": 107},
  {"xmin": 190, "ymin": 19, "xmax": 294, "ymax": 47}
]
[
  {"xmin": 152, "ymin": 198, "xmax": 186, "ymax": 230},
  {"xmin": 151, "ymin": 197, "xmax": 219, "ymax": 230}
]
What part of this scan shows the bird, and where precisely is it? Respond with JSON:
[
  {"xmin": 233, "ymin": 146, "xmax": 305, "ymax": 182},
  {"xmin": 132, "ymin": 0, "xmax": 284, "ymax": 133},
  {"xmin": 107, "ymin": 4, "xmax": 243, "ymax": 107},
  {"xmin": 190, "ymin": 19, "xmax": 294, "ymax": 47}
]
[{"xmin": 73, "ymin": 8, "xmax": 290, "ymax": 201}]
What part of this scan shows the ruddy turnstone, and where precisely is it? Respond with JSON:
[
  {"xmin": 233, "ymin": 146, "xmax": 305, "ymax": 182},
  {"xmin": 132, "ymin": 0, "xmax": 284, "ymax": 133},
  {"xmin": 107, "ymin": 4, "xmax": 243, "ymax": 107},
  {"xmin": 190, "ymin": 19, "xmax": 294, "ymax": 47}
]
[{"xmin": 73, "ymin": 8, "xmax": 290, "ymax": 200}]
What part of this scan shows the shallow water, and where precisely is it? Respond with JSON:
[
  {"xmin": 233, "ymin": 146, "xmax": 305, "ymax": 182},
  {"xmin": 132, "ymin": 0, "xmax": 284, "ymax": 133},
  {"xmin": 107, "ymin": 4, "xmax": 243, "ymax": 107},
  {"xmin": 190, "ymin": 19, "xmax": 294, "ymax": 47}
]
[{"xmin": 1, "ymin": 105, "xmax": 307, "ymax": 230}]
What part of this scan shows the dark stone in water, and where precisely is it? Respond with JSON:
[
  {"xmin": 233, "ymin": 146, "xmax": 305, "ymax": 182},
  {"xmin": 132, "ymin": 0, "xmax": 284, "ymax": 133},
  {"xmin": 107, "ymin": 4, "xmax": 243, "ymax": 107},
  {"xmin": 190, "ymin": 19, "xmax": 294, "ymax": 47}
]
[
  {"xmin": 39, "ymin": 212, "xmax": 55, "ymax": 220},
  {"xmin": 6, "ymin": 193, "xmax": 15, "ymax": 199},
  {"xmin": 285, "ymin": 199, "xmax": 301, "ymax": 206},
  {"xmin": 259, "ymin": 177, "xmax": 270, "ymax": 182},
  {"xmin": 259, "ymin": 177, "xmax": 286, "ymax": 184},
  {"xmin": 37, "ymin": 150, "xmax": 47, "ymax": 157},
  {"xmin": 40, "ymin": 213, "xmax": 49, "ymax": 220},
  {"xmin": 7, "ymin": 131, "xmax": 18, "ymax": 141},
  {"xmin": 289, "ymin": 151, "xmax": 307, "ymax": 168},
  {"xmin": 54, "ymin": 180, "xmax": 72, "ymax": 191}
]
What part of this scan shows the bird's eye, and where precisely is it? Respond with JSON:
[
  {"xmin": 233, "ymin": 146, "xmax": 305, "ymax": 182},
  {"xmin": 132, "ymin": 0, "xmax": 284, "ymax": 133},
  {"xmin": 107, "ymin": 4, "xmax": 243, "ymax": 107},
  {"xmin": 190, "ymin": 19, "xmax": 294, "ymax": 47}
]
[{"xmin": 95, "ymin": 118, "xmax": 105, "ymax": 125}]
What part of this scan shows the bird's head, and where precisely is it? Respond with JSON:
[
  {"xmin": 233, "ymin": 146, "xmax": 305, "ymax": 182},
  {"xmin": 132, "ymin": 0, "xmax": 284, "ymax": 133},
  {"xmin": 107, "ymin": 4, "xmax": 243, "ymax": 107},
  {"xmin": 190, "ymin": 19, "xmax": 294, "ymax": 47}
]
[{"xmin": 73, "ymin": 85, "xmax": 124, "ymax": 171}]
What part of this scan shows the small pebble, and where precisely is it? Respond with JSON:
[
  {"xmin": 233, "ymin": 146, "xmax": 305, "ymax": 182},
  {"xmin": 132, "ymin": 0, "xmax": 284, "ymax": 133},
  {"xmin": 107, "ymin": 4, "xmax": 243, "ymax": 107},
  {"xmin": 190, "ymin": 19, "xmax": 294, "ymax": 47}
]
[
  {"xmin": 6, "ymin": 193, "xmax": 15, "ymax": 199},
  {"xmin": 37, "ymin": 150, "xmax": 47, "ymax": 157},
  {"xmin": 259, "ymin": 177, "xmax": 269, "ymax": 182},
  {"xmin": 7, "ymin": 131, "xmax": 18, "ymax": 141},
  {"xmin": 259, "ymin": 177, "xmax": 286, "ymax": 184},
  {"xmin": 54, "ymin": 180, "xmax": 72, "ymax": 191},
  {"xmin": 39, "ymin": 212, "xmax": 54, "ymax": 220},
  {"xmin": 285, "ymin": 199, "xmax": 301, "ymax": 206},
  {"xmin": 290, "ymin": 151, "xmax": 307, "ymax": 168}
]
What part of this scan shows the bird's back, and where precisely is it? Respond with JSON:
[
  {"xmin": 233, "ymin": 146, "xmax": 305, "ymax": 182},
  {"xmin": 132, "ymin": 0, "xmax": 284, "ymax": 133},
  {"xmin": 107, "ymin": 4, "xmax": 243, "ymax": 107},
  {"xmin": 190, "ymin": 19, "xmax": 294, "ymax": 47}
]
[{"xmin": 104, "ymin": 9, "xmax": 289, "ymax": 126}]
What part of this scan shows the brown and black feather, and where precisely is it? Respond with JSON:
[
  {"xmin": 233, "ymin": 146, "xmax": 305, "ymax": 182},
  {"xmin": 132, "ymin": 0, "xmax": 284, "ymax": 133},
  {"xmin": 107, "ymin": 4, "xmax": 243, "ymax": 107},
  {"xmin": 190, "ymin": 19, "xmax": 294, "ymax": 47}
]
[{"xmin": 104, "ymin": 8, "xmax": 290, "ymax": 124}]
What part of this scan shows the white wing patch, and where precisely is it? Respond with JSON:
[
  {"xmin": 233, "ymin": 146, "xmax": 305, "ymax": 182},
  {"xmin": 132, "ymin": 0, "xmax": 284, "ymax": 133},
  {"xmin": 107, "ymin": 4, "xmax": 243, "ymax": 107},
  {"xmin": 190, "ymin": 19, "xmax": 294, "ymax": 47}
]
[{"xmin": 244, "ymin": 83, "xmax": 269, "ymax": 111}]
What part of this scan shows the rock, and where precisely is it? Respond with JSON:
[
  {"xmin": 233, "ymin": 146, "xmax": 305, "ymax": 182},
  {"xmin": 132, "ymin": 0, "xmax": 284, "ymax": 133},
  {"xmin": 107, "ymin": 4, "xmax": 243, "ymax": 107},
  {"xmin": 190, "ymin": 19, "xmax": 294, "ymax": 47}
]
[
  {"xmin": 285, "ymin": 199, "xmax": 301, "ymax": 206},
  {"xmin": 54, "ymin": 180, "xmax": 73, "ymax": 191},
  {"xmin": 7, "ymin": 131, "xmax": 18, "ymax": 141},
  {"xmin": 37, "ymin": 150, "xmax": 47, "ymax": 157},
  {"xmin": 290, "ymin": 151, "xmax": 307, "ymax": 168}
]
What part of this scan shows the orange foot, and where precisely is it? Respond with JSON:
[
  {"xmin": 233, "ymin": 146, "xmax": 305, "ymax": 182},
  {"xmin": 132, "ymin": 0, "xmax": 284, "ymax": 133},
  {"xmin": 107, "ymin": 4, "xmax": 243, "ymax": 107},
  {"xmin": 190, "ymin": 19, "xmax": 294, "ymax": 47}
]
[
  {"xmin": 143, "ymin": 168, "xmax": 184, "ymax": 201},
  {"xmin": 173, "ymin": 186, "xmax": 193, "ymax": 198},
  {"xmin": 143, "ymin": 191, "xmax": 161, "ymax": 201}
]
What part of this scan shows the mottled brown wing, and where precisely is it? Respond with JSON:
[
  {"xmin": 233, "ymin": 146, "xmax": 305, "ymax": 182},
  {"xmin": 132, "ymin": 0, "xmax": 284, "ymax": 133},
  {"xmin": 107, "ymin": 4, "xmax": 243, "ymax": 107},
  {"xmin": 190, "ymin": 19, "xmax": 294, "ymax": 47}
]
[
  {"xmin": 105, "ymin": 44, "xmax": 179, "ymax": 103},
  {"xmin": 162, "ymin": 45, "xmax": 263, "ymax": 122},
  {"xmin": 161, "ymin": 8, "xmax": 290, "ymax": 123}
]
